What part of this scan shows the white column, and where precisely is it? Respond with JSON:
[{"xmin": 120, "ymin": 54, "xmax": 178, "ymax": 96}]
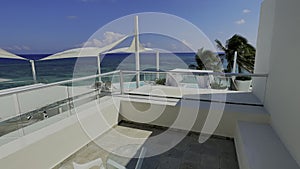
[
  {"xmin": 231, "ymin": 51, "xmax": 238, "ymax": 89},
  {"xmin": 134, "ymin": 15, "xmax": 140, "ymax": 88},
  {"xmin": 30, "ymin": 60, "xmax": 37, "ymax": 83},
  {"xmin": 97, "ymin": 54, "xmax": 102, "ymax": 82},
  {"xmin": 232, "ymin": 51, "xmax": 238, "ymax": 73},
  {"xmin": 156, "ymin": 51, "xmax": 160, "ymax": 79},
  {"xmin": 119, "ymin": 70, "xmax": 124, "ymax": 95}
]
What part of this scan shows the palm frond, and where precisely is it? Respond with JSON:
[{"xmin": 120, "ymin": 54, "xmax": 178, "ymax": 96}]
[
  {"xmin": 216, "ymin": 35, "xmax": 256, "ymax": 73},
  {"xmin": 215, "ymin": 39, "xmax": 227, "ymax": 52}
]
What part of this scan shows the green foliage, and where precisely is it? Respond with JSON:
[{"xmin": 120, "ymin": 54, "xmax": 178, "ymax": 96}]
[
  {"xmin": 188, "ymin": 64, "xmax": 197, "ymax": 70},
  {"xmin": 94, "ymin": 81, "xmax": 102, "ymax": 89},
  {"xmin": 155, "ymin": 78, "xmax": 166, "ymax": 85},
  {"xmin": 235, "ymin": 76, "xmax": 252, "ymax": 81},
  {"xmin": 195, "ymin": 48, "xmax": 223, "ymax": 72},
  {"xmin": 215, "ymin": 34, "xmax": 256, "ymax": 73}
]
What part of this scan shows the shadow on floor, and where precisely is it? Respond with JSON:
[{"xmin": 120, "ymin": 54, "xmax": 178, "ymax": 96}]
[{"xmin": 54, "ymin": 121, "xmax": 239, "ymax": 169}]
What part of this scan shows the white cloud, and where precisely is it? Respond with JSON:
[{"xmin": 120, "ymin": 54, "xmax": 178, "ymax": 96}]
[
  {"xmin": 171, "ymin": 44, "xmax": 177, "ymax": 50},
  {"xmin": 13, "ymin": 45, "xmax": 22, "ymax": 50},
  {"xmin": 235, "ymin": 19, "xmax": 246, "ymax": 25},
  {"xmin": 142, "ymin": 42, "xmax": 152, "ymax": 48},
  {"xmin": 77, "ymin": 31, "xmax": 126, "ymax": 47},
  {"xmin": 66, "ymin": 15, "xmax": 78, "ymax": 20},
  {"xmin": 3, "ymin": 45, "xmax": 31, "ymax": 51},
  {"xmin": 21, "ymin": 45, "xmax": 31, "ymax": 50},
  {"xmin": 243, "ymin": 9, "xmax": 251, "ymax": 14}
]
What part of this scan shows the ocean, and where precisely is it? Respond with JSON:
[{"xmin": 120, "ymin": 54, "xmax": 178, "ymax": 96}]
[{"xmin": 0, "ymin": 53, "xmax": 227, "ymax": 90}]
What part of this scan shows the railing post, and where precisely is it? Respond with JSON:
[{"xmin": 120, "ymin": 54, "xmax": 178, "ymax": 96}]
[
  {"xmin": 119, "ymin": 70, "xmax": 124, "ymax": 95},
  {"xmin": 97, "ymin": 54, "xmax": 102, "ymax": 82},
  {"xmin": 13, "ymin": 93, "xmax": 25, "ymax": 136},
  {"xmin": 66, "ymin": 86, "xmax": 73, "ymax": 116}
]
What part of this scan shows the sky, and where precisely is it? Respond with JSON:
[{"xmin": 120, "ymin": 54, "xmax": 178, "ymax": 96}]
[{"xmin": 0, "ymin": 0, "xmax": 263, "ymax": 54}]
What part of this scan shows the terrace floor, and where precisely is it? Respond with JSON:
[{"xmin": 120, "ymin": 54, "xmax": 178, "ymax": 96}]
[{"xmin": 54, "ymin": 121, "xmax": 239, "ymax": 169}]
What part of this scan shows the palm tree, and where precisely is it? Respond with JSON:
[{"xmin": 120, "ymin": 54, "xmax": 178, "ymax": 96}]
[
  {"xmin": 194, "ymin": 48, "xmax": 223, "ymax": 72},
  {"xmin": 215, "ymin": 34, "xmax": 256, "ymax": 73}
]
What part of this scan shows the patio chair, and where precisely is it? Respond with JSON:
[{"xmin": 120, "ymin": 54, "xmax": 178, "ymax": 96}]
[
  {"xmin": 72, "ymin": 158, "xmax": 104, "ymax": 169},
  {"xmin": 107, "ymin": 147, "xmax": 146, "ymax": 169}
]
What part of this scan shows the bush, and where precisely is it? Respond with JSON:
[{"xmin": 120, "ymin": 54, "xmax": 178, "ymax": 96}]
[{"xmin": 155, "ymin": 78, "xmax": 166, "ymax": 85}]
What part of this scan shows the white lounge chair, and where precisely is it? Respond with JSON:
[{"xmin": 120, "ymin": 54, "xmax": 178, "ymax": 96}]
[
  {"xmin": 107, "ymin": 147, "xmax": 146, "ymax": 169},
  {"xmin": 72, "ymin": 158, "xmax": 104, "ymax": 169}
]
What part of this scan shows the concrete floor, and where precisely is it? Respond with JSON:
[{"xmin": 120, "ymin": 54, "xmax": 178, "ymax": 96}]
[{"xmin": 54, "ymin": 121, "xmax": 239, "ymax": 169}]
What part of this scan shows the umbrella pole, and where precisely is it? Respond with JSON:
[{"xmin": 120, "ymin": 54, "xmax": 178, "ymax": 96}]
[
  {"xmin": 231, "ymin": 51, "xmax": 238, "ymax": 90},
  {"xmin": 156, "ymin": 51, "xmax": 160, "ymax": 79},
  {"xmin": 30, "ymin": 60, "xmax": 37, "ymax": 84},
  {"xmin": 135, "ymin": 15, "xmax": 140, "ymax": 88},
  {"xmin": 97, "ymin": 54, "xmax": 102, "ymax": 82},
  {"xmin": 232, "ymin": 51, "xmax": 238, "ymax": 74}
]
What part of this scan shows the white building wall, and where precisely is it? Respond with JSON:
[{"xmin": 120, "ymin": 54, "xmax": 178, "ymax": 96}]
[
  {"xmin": 119, "ymin": 100, "xmax": 270, "ymax": 138},
  {"xmin": 0, "ymin": 97, "xmax": 119, "ymax": 169},
  {"xmin": 254, "ymin": 0, "xmax": 300, "ymax": 165},
  {"xmin": 252, "ymin": 0, "xmax": 276, "ymax": 102}
]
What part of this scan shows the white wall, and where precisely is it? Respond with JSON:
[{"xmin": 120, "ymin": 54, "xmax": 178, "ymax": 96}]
[
  {"xmin": 254, "ymin": 0, "xmax": 300, "ymax": 165},
  {"xmin": 0, "ymin": 95, "xmax": 18, "ymax": 121},
  {"xmin": 18, "ymin": 86, "xmax": 68, "ymax": 113},
  {"xmin": 252, "ymin": 0, "xmax": 276, "ymax": 102},
  {"xmin": 0, "ymin": 86, "xmax": 69, "ymax": 121},
  {"xmin": 0, "ymin": 96, "xmax": 119, "ymax": 169},
  {"xmin": 119, "ymin": 100, "xmax": 269, "ymax": 137}
]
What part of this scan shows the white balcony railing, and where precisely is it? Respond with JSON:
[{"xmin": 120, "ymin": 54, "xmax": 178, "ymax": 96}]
[{"xmin": 0, "ymin": 69, "xmax": 268, "ymax": 147}]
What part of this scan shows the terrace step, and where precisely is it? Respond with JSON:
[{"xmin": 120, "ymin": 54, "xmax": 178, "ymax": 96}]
[
  {"xmin": 235, "ymin": 121, "xmax": 300, "ymax": 169},
  {"xmin": 116, "ymin": 94, "xmax": 180, "ymax": 106},
  {"xmin": 119, "ymin": 96, "xmax": 270, "ymax": 137}
]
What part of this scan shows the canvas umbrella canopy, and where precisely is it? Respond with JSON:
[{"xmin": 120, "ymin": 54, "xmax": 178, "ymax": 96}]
[
  {"xmin": 0, "ymin": 48, "xmax": 27, "ymax": 60},
  {"xmin": 40, "ymin": 36, "xmax": 128, "ymax": 81},
  {"xmin": 104, "ymin": 16, "xmax": 160, "ymax": 87},
  {"xmin": 41, "ymin": 36, "xmax": 127, "ymax": 77},
  {"xmin": 0, "ymin": 48, "xmax": 37, "ymax": 83}
]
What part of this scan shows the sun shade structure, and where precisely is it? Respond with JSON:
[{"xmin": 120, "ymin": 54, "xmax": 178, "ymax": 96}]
[
  {"xmin": 41, "ymin": 36, "xmax": 128, "ymax": 60},
  {"xmin": 0, "ymin": 48, "xmax": 37, "ymax": 83},
  {"xmin": 0, "ymin": 48, "xmax": 26, "ymax": 60},
  {"xmin": 42, "ymin": 15, "xmax": 159, "ymax": 86},
  {"xmin": 41, "ymin": 36, "xmax": 128, "ymax": 81},
  {"xmin": 104, "ymin": 16, "xmax": 158, "ymax": 87}
]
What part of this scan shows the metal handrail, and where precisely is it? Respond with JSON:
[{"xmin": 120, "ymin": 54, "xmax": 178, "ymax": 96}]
[
  {"xmin": 0, "ymin": 69, "xmax": 268, "ymax": 97},
  {"xmin": 121, "ymin": 70, "xmax": 268, "ymax": 77},
  {"xmin": 0, "ymin": 70, "xmax": 120, "ymax": 97}
]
